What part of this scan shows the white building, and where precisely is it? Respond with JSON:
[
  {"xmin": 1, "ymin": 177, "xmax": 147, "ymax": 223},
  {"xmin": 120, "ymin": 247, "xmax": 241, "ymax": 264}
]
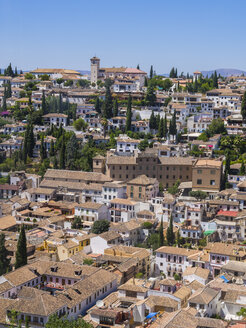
[
  {"xmin": 43, "ymin": 113, "xmax": 68, "ymax": 126},
  {"xmin": 74, "ymin": 202, "xmax": 109, "ymax": 223},
  {"xmin": 102, "ymin": 182, "xmax": 126, "ymax": 205},
  {"xmin": 155, "ymin": 246, "xmax": 201, "ymax": 277}
]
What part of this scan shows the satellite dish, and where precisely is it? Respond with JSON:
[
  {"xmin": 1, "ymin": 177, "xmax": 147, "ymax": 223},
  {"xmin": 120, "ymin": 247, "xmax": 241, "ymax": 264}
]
[{"xmin": 96, "ymin": 300, "xmax": 104, "ymax": 308}]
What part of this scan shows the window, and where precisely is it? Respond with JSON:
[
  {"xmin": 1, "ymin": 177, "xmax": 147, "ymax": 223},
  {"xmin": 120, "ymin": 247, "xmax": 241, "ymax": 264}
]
[
  {"xmin": 210, "ymin": 169, "xmax": 216, "ymax": 174},
  {"xmin": 139, "ymin": 193, "xmax": 141, "ymax": 199},
  {"xmin": 197, "ymin": 170, "xmax": 202, "ymax": 174},
  {"xmin": 197, "ymin": 179, "xmax": 202, "ymax": 185},
  {"xmin": 210, "ymin": 180, "xmax": 215, "ymax": 185},
  {"xmin": 139, "ymin": 187, "xmax": 142, "ymax": 192}
]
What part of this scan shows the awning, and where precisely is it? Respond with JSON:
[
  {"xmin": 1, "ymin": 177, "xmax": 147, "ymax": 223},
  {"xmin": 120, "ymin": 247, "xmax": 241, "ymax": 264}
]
[
  {"xmin": 220, "ymin": 275, "xmax": 229, "ymax": 283},
  {"xmin": 146, "ymin": 312, "xmax": 158, "ymax": 319},
  {"xmin": 204, "ymin": 230, "xmax": 215, "ymax": 236}
]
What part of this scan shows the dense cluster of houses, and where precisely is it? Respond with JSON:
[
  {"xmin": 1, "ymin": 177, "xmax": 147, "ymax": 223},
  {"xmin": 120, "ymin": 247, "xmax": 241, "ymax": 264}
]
[{"xmin": 0, "ymin": 60, "xmax": 246, "ymax": 328}]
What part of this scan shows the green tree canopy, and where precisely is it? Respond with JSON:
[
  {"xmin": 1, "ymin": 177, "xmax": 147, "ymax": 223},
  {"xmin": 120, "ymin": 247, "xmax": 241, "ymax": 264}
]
[
  {"xmin": 73, "ymin": 118, "xmax": 87, "ymax": 131},
  {"xmin": 45, "ymin": 314, "xmax": 93, "ymax": 328},
  {"xmin": 189, "ymin": 190, "xmax": 207, "ymax": 200},
  {"xmin": 91, "ymin": 220, "xmax": 110, "ymax": 234}
]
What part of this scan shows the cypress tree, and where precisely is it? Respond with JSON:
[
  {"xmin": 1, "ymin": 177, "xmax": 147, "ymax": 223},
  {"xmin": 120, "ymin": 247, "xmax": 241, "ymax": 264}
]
[
  {"xmin": 6, "ymin": 81, "xmax": 12, "ymax": 98},
  {"xmin": 126, "ymin": 95, "xmax": 132, "ymax": 132},
  {"xmin": 169, "ymin": 110, "xmax": 177, "ymax": 137},
  {"xmin": 5, "ymin": 63, "xmax": 14, "ymax": 77},
  {"xmin": 144, "ymin": 76, "xmax": 148, "ymax": 87},
  {"xmin": 50, "ymin": 140, "xmax": 55, "ymax": 157},
  {"xmin": 59, "ymin": 136, "xmax": 66, "ymax": 169},
  {"xmin": 149, "ymin": 110, "xmax": 156, "ymax": 130},
  {"xmin": 166, "ymin": 215, "xmax": 175, "ymax": 246},
  {"xmin": 137, "ymin": 64, "xmax": 140, "ymax": 69},
  {"xmin": 156, "ymin": 114, "xmax": 160, "ymax": 130},
  {"xmin": 159, "ymin": 218, "xmax": 164, "ymax": 247},
  {"xmin": 150, "ymin": 65, "xmax": 153, "ymax": 79},
  {"xmin": 194, "ymin": 77, "xmax": 198, "ymax": 92},
  {"xmin": 163, "ymin": 114, "xmax": 168, "ymax": 138},
  {"xmin": 26, "ymin": 123, "xmax": 35, "ymax": 157},
  {"xmin": 175, "ymin": 68, "xmax": 178, "ymax": 78},
  {"xmin": 95, "ymin": 96, "xmax": 101, "ymax": 114},
  {"xmin": 58, "ymin": 93, "xmax": 63, "ymax": 113},
  {"xmin": 41, "ymin": 91, "xmax": 47, "ymax": 115},
  {"xmin": 145, "ymin": 84, "xmax": 156, "ymax": 106},
  {"xmin": 23, "ymin": 126, "xmax": 28, "ymax": 164},
  {"xmin": 20, "ymin": 69, "xmax": 23, "ymax": 75},
  {"xmin": 103, "ymin": 85, "xmax": 113, "ymax": 118},
  {"xmin": 158, "ymin": 118, "xmax": 164, "ymax": 138},
  {"xmin": 40, "ymin": 135, "xmax": 47, "ymax": 160},
  {"xmin": 176, "ymin": 230, "xmax": 181, "ymax": 247},
  {"xmin": 0, "ymin": 233, "xmax": 10, "ymax": 275},
  {"xmin": 113, "ymin": 98, "xmax": 118, "ymax": 117},
  {"xmin": 213, "ymin": 70, "xmax": 218, "ymax": 88},
  {"xmin": 2, "ymin": 96, "xmax": 7, "ymax": 112},
  {"xmin": 14, "ymin": 66, "xmax": 18, "ymax": 76},
  {"xmin": 241, "ymin": 91, "xmax": 246, "ymax": 121},
  {"xmin": 15, "ymin": 225, "xmax": 27, "ymax": 269},
  {"xmin": 66, "ymin": 134, "xmax": 78, "ymax": 169}
]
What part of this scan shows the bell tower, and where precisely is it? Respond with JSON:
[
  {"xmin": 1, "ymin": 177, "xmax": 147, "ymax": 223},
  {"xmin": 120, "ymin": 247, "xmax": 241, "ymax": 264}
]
[{"xmin": 90, "ymin": 56, "xmax": 100, "ymax": 84}]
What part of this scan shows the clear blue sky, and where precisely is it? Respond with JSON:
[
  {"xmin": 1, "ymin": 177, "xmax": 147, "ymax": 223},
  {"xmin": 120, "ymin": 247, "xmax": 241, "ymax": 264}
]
[{"xmin": 1, "ymin": 0, "xmax": 246, "ymax": 74}]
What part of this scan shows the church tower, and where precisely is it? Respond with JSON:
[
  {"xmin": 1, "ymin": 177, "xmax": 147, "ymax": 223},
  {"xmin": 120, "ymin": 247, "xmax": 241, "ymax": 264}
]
[{"xmin": 90, "ymin": 56, "xmax": 100, "ymax": 84}]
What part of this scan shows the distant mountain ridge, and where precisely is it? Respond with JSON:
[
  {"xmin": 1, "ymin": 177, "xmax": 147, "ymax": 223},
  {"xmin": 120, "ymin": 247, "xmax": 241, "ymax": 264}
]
[{"xmin": 201, "ymin": 68, "xmax": 246, "ymax": 77}]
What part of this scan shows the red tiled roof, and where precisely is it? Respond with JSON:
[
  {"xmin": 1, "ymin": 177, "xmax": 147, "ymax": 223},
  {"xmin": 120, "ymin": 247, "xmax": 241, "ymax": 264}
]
[{"xmin": 216, "ymin": 210, "xmax": 238, "ymax": 217}]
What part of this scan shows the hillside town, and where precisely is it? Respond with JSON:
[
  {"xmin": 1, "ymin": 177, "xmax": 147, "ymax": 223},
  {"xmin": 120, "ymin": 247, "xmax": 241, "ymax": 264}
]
[{"xmin": 0, "ymin": 57, "xmax": 245, "ymax": 328}]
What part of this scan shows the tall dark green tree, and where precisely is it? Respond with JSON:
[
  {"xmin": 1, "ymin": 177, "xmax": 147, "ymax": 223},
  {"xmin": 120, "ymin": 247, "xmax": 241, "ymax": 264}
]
[
  {"xmin": 41, "ymin": 90, "xmax": 47, "ymax": 115},
  {"xmin": 113, "ymin": 98, "xmax": 118, "ymax": 117},
  {"xmin": 59, "ymin": 135, "xmax": 66, "ymax": 169},
  {"xmin": 14, "ymin": 66, "xmax": 18, "ymax": 76},
  {"xmin": 1, "ymin": 96, "xmax": 7, "ymax": 112},
  {"xmin": 169, "ymin": 67, "xmax": 177, "ymax": 78},
  {"xmin": 0, "ymin": 233, "xmax": 10, "ymax": 275},
  {"xmin": 159, "ymin": 218, "xmax": 164, "ymax": 247},
  {"xmin": 26, "ymin": 123, "xmax": 35, "ymax": 158},
  {"xmin": 158, "ymin": 117, "xmax": 164, "ymax": 138},
  {"xmin": 126, "ymin": 95, "xmax": 132, "ymax": 131},
  {"xmin": 4, "ymin": 63, "xmax": 14, "ymax": 77},
  {"xmin": 166, "ymin": 215, "xmax": 175, "ymax": 246},
  {"xmin": 241, "ymin": 91, "xmax": 246, "ymax": 121},
  {"xmin": 213, "ymin": 70, "xmax": 218, "ymax": 88},
  {"xmin": 144, "ymin": 76, "xmax": 148, "ymax": 87},
  {"xmin": 95, "ymin": 96, "xmax": 101, "ymax": 114},
  {"xmin": 222, "ymin": 152, "xmax": 231, "ymax": 189},
  {"xmin": 145, "ymin": 84, "xmax": 156, "ymax": 106},
  {"xmin": 40, "ymin": 135, "xmax": 47, "ymax": 160},
  {"xmin": 150, "ymin": 65, "xmax": 153, "ymax": 79},
  {"xmin": 58, "ymin": 93, "xmax": 63, "ymax": 113},
  {"xmin": 149, "ymin": 111, "xmax": 156, "ymax": 130},
  {"xmin": 5, "ymin": 81, "xmax": 12, "ymax": 98},
  {"xmin": 102, "ymin": 85, "xmax": 113, "ymax": 118},
  {"xmin": 137, "ymin": 64, "xmax": 140, "ymax": 69},
  {"xmin": 66, "ymin": 133, "xmax": 78, "ymax": 169},
  {"xmin": 169, "ymin": 110, "xmax": 177, "ymax": 137},
  {"xmin": 50, "ymin": 140, "xmax": 55, "ymax": 157},
  {"xmin": 163, "ymin": 114, "xmax": 168, "ymax": 138},
  {"xmin": 15, "ymin": 225, "xmax": 27, "ymax": 269}
]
